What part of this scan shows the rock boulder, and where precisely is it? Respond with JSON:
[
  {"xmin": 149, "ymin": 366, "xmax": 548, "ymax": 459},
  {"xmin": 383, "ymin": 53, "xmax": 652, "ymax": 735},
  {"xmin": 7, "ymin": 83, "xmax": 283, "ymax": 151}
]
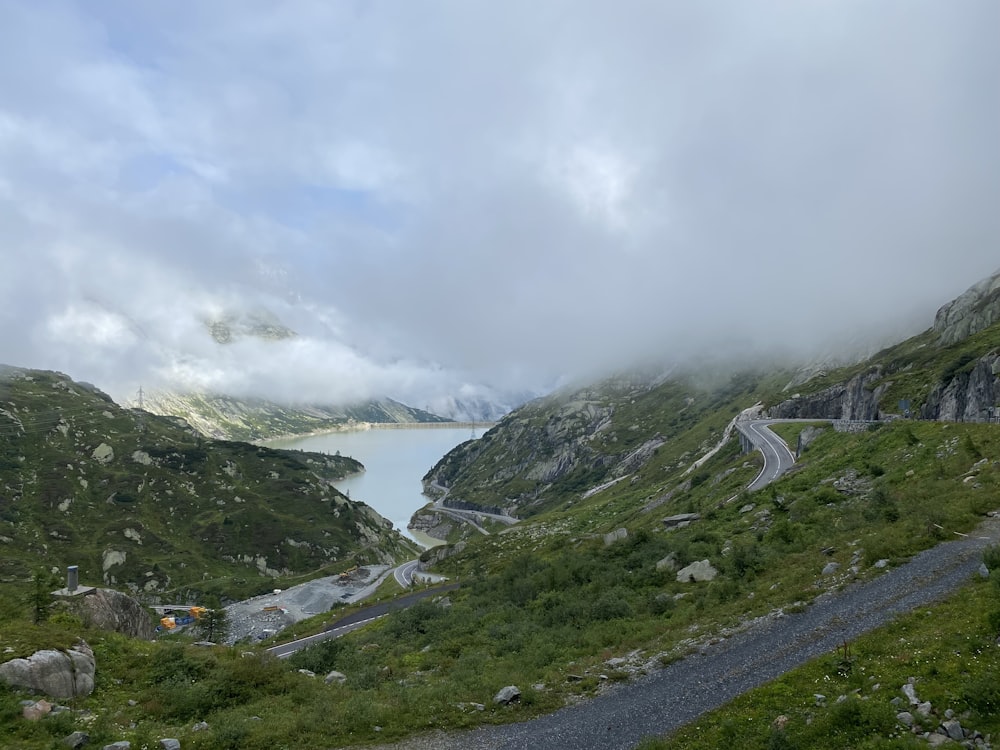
[{"xmin": 0, "ymin": 642, "xmax": 95, "ymax": 699}]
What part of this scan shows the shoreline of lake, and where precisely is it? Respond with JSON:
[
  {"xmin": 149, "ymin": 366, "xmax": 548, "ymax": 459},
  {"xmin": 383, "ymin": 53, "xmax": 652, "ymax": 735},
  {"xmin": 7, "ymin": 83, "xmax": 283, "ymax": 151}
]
[{"xmin": 261, "ymin": 426, "xmax": 482, "ymax": 546}]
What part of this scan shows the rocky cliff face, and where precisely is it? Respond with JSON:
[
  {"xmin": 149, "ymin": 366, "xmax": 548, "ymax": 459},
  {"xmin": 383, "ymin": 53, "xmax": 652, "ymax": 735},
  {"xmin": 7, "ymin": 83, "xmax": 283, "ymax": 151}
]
[
  {"xmin": 921, "ymin": 352, "xmax": 1000, "ymax": 421},
  {"xmin": 933, "ymin": 270, "xmax": 1000, "ymax": 346},
  {"xmin": 768, "ymin": 369, "xmax": 887, "ymax": 421}
]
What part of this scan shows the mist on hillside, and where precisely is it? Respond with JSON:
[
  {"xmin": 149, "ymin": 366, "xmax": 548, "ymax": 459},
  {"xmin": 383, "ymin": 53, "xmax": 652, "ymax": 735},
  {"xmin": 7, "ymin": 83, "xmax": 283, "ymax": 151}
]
[{"xmin": 1, "ymin": 2, "xmax": 998, "ymax": 409}]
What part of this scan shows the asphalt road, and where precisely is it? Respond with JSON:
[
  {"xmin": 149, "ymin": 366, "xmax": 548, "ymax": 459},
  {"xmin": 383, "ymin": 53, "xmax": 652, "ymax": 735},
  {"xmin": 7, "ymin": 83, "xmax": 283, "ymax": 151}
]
[
  {"xmin": 265, "ymin": 583, "xmax": 461, "ymax": 659},
  {"xmin": 739, "ymin": 419, "xmax": 799, "ymax": 491},
  {"xmin": 351, "ymin": 514, "xmax": 1000, "ymax": 750},
  {"xmin": 394, "ymin": 559, "xmax": 421, "ymax": 588}
]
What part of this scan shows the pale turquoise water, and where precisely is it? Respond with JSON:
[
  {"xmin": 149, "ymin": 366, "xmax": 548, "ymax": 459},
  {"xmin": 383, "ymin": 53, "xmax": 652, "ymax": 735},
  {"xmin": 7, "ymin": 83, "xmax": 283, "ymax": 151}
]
[{"xmin": 264, "ymin": 427, "xmax": 479, "ymax": 543}]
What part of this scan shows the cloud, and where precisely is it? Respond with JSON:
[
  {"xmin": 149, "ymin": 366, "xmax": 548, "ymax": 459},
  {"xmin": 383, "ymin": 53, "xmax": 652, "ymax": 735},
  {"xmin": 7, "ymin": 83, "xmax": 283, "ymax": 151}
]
[{"xmin": 1, "ymin": 1, "xmax": 998, "ymax": 406}]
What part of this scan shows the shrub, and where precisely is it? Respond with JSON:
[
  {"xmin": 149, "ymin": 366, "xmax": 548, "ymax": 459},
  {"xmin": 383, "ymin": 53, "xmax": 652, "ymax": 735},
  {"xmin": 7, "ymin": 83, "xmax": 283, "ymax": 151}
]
[
  {"xmin": 962, "ymin": 672, "xmax": 1000, "ymax": 716},
  {"xmin": 825, "ymin": 696, "xmax": 895, "ymax": 741},
  {"xmin": 982, "ymin": 545, "xmax": 1000, "ymax": 573}
]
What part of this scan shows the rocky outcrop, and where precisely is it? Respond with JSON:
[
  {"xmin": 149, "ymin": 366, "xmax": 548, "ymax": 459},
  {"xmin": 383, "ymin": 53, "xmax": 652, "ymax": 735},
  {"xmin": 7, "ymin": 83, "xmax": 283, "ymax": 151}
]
[
  {"xmin": 768, "ymin": 369, "xmax": 886, "ymax": 420},
  {"xmin": 933, "ymin": 269, "xmax": 1000, "ymax": 346},
  {"xmin": 921, "ymin": 352, "xmax": 1000, "ymax": 421},
  {"xmin": 68, "ymin": 588, "xmax": 157, "ymax": 640},
  {"xmin": 0, "ymin": 641, "xmax": 95, "ymax": 699}
]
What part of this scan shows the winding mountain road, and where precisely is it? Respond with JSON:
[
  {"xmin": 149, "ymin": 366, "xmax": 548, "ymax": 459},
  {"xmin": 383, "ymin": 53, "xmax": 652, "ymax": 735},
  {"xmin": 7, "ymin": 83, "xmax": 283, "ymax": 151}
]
[
  {"xmin": 266, "ymin": 583, "xmax": 461, "ymax": 659},
  {"xmin": 738, "ymin": 419, "xmax": 800, "ymax": 491}
]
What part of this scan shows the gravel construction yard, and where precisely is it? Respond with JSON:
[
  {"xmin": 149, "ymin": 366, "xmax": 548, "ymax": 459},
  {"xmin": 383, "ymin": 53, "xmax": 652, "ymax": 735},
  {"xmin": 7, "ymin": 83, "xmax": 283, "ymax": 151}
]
[
  {"xmin": 348, "ymin": 513, "xmax": 1000, "ymax": 750},
  {"xmin": 224, "ymin": 565, "xmax": 391, "ymax": 644}
]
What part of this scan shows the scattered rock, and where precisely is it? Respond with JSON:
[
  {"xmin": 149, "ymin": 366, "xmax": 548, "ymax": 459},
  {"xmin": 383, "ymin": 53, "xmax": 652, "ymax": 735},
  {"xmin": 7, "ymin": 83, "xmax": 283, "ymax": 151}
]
[
  {"xmin": 656, "ymin": 554, "xmax": 678, "ymax": 573},
  {"xmin": 158, "ymin": 741, "xmax": 181, "ymax": 750},
  {"xmin": 676, "ymin": 560, "xmax": 718, "ymax": 583},
  {"xmin": 896, "ymin": 711, "xmax": 914, "ymax": 726},
  {"xmin": 979, "ymin": 563, "xmax": 990, "ymax": 579},
  {"xmin": 902, "ymin": 682, "xmax": 920, "ymax": 706},
  {"xmin": 493, "ymin": 685, "xmax": 521, "ymax": 705},
  {"xmin": 92, "ymin": 443, "xmax": 115, "ymax": 464},
  {"xmin": 102, "ymin": 743, "xmax": 130, "ymax": 750},
  {"xmin": 663, "ymin": 513, "xmax": 700, "ymax": 529},
  {"xmin": 821, "ymin": 562, "xmax": 840, "ymax": 576},
  {"xmin": 941, "ymin": 719, "xmax": 964, "ymax": 741},
  {"xmin": 23, "ymin": 699, "xmax": 53, "ymax": 720},
  {"xmin": 62, "ymin": 731, "xmax": 89, "ymax": 749},
  {"xmin": 298, "ymin": 669, "xmax": 316, "ymax": 678},
  {"xmin": 324, "ymin": 671, "xmax": 347, "ymax": 685},
  {"xmin": 191, "ymin": 722, "xmax": 209, "ymax": 732},
  {"xmin": 874, "ymin": 559, "xmax": 889, "ymax": 569},
  {"xmin": 604, "ymin": 528, "xmax": 628, "ymax": 545}
]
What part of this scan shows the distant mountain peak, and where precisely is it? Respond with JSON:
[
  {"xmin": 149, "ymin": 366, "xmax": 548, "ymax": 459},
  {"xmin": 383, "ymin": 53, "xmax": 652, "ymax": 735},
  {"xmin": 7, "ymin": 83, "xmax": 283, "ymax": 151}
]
[{"xmin": 203, "ymin": 309, "xmax": 297, "ymax": 344}]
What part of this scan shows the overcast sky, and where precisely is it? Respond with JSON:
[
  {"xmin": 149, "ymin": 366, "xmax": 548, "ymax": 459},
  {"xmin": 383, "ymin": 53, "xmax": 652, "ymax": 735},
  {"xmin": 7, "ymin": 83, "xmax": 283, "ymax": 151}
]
[{"xmin": 1, "ymin": 1, "xmax": 998, "ymax": 408}]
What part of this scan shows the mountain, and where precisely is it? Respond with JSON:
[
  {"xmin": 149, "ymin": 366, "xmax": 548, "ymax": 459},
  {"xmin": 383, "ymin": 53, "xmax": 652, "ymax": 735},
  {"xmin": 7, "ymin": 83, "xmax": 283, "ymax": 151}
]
[
  {"xmin": 421, "ymin": 369, "xmax": 773, "ymax": 519},
  {"xmin": 423, "ymin": 270, "xmax": 1000, "ymax": 518},
  {"xmin": 0, "ymin": 365, "xmax": 418, "ymax": 603},
  {"xmin": 203, "ymin": 309, "xmax": 297, "ymax": 344},
  {"xmin": 138, "ymin": 390, "xmax": 450, "ymax": 442},
  {"xmin": 6, "ymin": 275, "xmax": 1000, "ymax": 750},
  {"xmin": 420, "ymin": 389, "xmax": 534, "ymax": 423}
]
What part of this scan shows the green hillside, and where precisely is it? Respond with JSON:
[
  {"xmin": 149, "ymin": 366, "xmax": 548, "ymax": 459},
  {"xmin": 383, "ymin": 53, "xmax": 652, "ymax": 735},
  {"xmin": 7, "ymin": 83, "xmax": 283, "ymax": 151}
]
[
  {"xmin": 4, "ymin": 276, "xmax": 1000, "ymax": 749},
  {"xmin": 0, "ymin": 365, "xmax": 418, "ymax": 603}
]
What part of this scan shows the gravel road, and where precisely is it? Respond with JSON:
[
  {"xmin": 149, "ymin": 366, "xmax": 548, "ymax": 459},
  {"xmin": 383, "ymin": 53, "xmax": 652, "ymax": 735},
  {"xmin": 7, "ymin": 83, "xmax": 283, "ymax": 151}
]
[{"xmin": 346, "ymin": 514, "xmax": 1000, "ymax": 750}]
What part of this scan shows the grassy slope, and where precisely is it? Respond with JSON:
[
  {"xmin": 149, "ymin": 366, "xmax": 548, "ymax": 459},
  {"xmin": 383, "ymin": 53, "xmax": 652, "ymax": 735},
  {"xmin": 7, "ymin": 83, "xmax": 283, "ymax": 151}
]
[
  {"xmin": 0, "ymin": 367, "xmax": 418, "ymax": 603},
  {"xmin": 4, "ymin": 319, "xmax": 1000, "ymax": 747}
]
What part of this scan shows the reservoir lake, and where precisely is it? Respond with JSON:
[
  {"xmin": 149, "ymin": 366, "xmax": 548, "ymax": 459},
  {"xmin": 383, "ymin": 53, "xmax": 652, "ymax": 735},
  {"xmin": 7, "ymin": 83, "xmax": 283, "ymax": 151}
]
[{"xmin": 264, "ymin": 426, "xmax": 480, "ymax": 545}]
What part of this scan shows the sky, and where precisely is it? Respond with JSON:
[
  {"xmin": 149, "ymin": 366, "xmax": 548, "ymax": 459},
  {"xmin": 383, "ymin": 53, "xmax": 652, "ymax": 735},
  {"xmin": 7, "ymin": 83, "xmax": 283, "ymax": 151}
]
[{"xmin": 1, "ymin": 1, "xmax": 998, "ymax": 410}]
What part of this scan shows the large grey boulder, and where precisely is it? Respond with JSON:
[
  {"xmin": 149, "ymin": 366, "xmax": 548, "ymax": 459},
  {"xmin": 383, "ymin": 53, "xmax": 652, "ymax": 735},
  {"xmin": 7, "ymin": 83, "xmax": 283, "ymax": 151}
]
[
  {"xmin": 676, "ymin": 560, "xmax": 718, "ymax": 583},
  {"xmin": 493, "ymin": 685, "xmax": 521, "ymax": 705},
  {"xmin": 0, "ymin": 641, "xmax": 95, "ymax": 699}
]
